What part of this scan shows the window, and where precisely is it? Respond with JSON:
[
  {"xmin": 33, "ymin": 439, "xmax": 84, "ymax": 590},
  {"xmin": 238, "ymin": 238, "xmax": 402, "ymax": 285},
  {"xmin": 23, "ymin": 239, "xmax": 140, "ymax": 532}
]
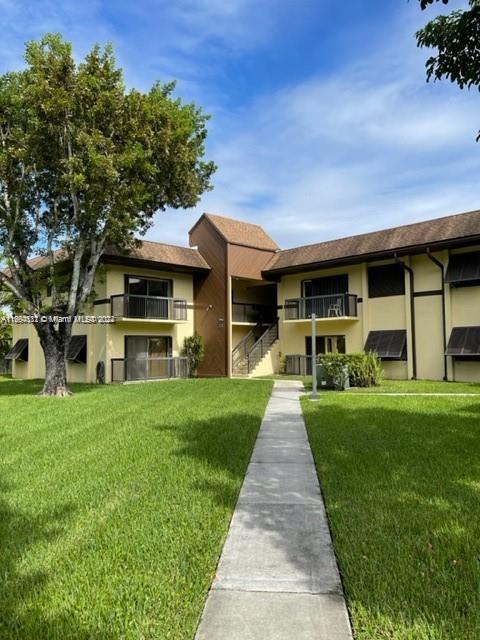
[
  {"xmin": 302, "ymin": 274, "xmax": 348, "ymax": 297},
  {"xmin": 368, "ymin": 264, "xmax": 405, "ymax": 298},
  {"xmin": 446, "ymin": 326, "xmax": 480, "ymax": 359},
  {"xmin": 125, "ymin": 335, "xmax": 173, "ymax": 381},
  {"xmin": 124, "ymin": 276, "xmax": 173, "ymax": 319},
  {"xmin": 5, "ymin": 339, "xmax": 29, "ymax": 361},
  {"xmin": 126, "ymin": 276, "xmax": 172, "ymax": 298},
  {"xmin": 67, "ymin": 335, "xmax": 87, "ymax": 364},
  {"xmin": 305, "ymin": 335, "xmax": 346, "ymax": 356},
  {"xmin": 445, "ymin": 251, "xmax": 480, "ymax": 287},
  {"xmin": 364, "ymin": 330, "xmax": 407, "ymax": 360}
]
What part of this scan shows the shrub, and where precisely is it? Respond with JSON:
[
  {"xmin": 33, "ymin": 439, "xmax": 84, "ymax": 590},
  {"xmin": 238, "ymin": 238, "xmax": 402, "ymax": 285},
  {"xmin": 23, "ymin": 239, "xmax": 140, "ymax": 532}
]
[
  {"xmin": 0, "ymin": 311, "xmax": 12, "ymax": 360},
  {"xmin": 347, "ymin": 351, "xmax": 383, "ymax": 387},
  {"xmin": 319, "ymin": 353, "xmax": 349, "ymax": 389},
  {"xmin": 181, "ymin": 332, "xmax": 204, "ymax": 377},
  {"xmin": 317, "ymin": 351, "xmax": 382, "ymax": 388}
]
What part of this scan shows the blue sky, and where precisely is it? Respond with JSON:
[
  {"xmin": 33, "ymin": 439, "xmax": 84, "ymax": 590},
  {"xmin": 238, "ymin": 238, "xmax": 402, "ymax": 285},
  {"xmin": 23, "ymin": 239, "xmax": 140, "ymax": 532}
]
[{"xmin": 1, "ymin": 0, "xmax": 478, "ymax": 249}]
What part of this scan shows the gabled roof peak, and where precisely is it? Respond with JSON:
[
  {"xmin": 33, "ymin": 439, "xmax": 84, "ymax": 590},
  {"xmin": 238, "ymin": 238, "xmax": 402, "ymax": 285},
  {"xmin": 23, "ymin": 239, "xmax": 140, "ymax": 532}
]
[{"xmin": 190, "ymin": 212, "xmax": 279, "ymax": 251}]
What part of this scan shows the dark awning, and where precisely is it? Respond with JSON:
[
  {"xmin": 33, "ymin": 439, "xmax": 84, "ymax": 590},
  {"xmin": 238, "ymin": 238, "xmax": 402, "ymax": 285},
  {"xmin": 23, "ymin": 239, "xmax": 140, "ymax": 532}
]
[
  {"xmin": 5, "ymin": 338, "xmax": 29, "ymax": 361},
  {"xmin": 364, "ymin": 330, "xmax": 407, "ymax": 360},
  {"xmin": 67, "ymin": 335, "xmax": 87, "ymax": 363},
  {"xmin": 446, "ymin": 327, "xmax": 480, "ymax": 357},
  {"xmin": 445, "ymin": 251, "xmax": 480, "ymax": 285}
]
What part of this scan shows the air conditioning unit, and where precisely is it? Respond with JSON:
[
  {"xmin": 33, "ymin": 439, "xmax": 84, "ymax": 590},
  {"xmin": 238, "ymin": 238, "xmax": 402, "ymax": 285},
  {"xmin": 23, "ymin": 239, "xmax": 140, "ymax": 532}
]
[{"xmin": 315, "ymin": 363, "xmax": 350, "ymax": 391}]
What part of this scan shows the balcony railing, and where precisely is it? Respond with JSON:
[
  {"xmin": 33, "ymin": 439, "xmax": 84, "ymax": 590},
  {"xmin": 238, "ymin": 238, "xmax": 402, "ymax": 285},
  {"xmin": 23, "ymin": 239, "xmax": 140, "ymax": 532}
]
[
  {"xmin": 111, "ymin": 356, "xmax": 189, "ymax": 382},
  {"xmin": 284, "ymin": 293, "xmax": 358, "ymax": 320},
  {"xmin": 111, "ymin": 294, "xmax": 187, "ymax": 321},
  {"xmin": 232, "ymin": 302, "xmax": 276, "ymax": 324}
]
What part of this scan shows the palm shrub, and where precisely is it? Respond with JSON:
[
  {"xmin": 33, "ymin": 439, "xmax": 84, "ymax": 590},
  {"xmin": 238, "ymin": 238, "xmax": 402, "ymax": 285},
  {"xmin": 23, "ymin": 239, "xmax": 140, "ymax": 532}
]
[
  {"xmin": 347, "ymin": 351, "xmax": 383, "ymax": 387},
  {"xmin": 181, "ymin": 332, "xmax": 205, "ymax": 377}
]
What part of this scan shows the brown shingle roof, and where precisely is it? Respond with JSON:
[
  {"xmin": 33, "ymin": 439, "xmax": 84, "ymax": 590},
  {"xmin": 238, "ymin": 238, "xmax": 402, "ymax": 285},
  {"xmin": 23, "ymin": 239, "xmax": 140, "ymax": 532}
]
[
  {"xmin": 192, "ymin": 213, "xmax": 279, "ymax": 251},
  {"xmin": 104, "ymin": 240, "xmax": 210, "ymax": 271},
  {"xmin": 266, "ymin": 209, "xmax": 480, "ymax": 274},
  {"xmin": 24, "ymin": 241, "xmax": 210, "ymax": 272}
]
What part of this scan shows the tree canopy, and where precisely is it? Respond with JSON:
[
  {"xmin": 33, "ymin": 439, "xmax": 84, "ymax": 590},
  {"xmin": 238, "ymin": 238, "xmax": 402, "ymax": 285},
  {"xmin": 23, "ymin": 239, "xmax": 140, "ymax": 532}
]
[
  {"xmin": 416, "ymin": 1, "xmax": 480, "ymax": 137},
  {"xmin": 0, "ymin": 34, "xmax": 216, "ymax": 394}
]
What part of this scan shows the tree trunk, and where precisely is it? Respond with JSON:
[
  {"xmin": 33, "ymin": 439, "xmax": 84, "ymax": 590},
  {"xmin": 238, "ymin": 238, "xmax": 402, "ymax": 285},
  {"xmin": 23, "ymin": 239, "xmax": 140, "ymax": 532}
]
[{"xmin": 36, "ymin": 323, "xmax": 72, "ymax": 397}]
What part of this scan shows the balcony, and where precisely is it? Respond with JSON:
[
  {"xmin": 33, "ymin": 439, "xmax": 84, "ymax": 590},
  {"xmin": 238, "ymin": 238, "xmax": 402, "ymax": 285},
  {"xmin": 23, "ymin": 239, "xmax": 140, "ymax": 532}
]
[
  {"xmin": 284, "ymin": 293, "xmax": 358, "ymax": 321},
  {"xmin": 111, "ymin": 294, "xmax": 187, "ymax": 321},
  {"xmin": 111, "ymin": 356, "xmax": 189, "ymax": 382},
  {"xmin": 232, "ymin": 302, "xmax": 277, "ymax": 325}
]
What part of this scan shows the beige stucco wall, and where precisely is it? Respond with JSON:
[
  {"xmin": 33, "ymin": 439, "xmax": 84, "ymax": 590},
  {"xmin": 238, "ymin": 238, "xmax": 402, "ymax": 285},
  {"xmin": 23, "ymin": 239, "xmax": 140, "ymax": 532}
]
[
  {"xmin": 453, "ymin": 361, "xmax": 480, "ymax": 382},
  {"xmin": 232, "ymin": 325, "xmax": 253, "ymax": 350},
  {"xmin": 410, "ymin": 253, "xmax": 446, "ymax": 381},
  {"xmin": 381, "ymin": 361, "xmax": 408, "ymax": 380},
  {"xmin": 250, "ymin": 340, "xmax": 280, "ymax": 377},
  {"xmin": 10, "ymin": 320, "xmax": 102, "ymax": 383}
]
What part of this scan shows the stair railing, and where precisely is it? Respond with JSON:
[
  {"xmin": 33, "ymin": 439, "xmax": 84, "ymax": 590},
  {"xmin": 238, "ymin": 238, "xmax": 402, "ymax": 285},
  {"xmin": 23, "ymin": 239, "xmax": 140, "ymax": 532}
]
[
  {"xmin": 232, "ymin": 325, "xmax": 259, "ymax": 372},
  {"xmin": 246, "ymin": 319, "xmax": 279, "ymax": 374}
]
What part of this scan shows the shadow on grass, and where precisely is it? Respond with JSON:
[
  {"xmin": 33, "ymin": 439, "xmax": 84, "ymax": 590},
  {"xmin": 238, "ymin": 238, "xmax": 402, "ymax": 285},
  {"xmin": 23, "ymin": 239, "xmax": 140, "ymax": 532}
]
[
  {"xmin": 152, "ymin": 411, "xmax": 261, "ymax": 509},
  {"xmin": 0, "ymin": 378, "xmax": 98, "ymax": 397},
  {"xmin": 151, "ymin": 391, "xmax": 480, "ymax": 637},
  {"xmin": 0, "ymin": 478, "xmax": 117, "ymax": 639},
  {"xmin": 303, "ymin": 396, "xmax": 480, "ymax": 638}
]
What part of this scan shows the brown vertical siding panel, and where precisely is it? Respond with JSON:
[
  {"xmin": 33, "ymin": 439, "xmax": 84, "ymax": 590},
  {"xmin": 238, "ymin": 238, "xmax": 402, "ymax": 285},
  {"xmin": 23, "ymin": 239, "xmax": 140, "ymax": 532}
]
[
  {"xmin": 190, "ymin": 221, "xmax": 228, "ymax": 376},
  {"xmin": 228, "ymin": 245, "xmax": 277, "ymax": 280}
]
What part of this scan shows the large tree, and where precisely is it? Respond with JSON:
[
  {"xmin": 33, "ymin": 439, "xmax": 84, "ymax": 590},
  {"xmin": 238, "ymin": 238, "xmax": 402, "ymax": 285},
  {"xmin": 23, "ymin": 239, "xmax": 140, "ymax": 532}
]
[
  {"xmin": 0, "ymin": 34, "xmax": 215, "ymax": 396},
  {"xmin": 0, "ymin": 286, "xmax": 12, "ymax": 362},
  {"xmin": 416, "ymin": 0, "xmax": 480, "ymax": 137}
]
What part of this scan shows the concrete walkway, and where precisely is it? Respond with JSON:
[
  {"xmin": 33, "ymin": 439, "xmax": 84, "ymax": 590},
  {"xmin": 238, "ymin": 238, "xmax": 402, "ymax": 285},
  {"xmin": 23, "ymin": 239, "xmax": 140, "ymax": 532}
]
[{"xmin": 195, "ymin": 381, "xmax": 353, "ymax": 640}]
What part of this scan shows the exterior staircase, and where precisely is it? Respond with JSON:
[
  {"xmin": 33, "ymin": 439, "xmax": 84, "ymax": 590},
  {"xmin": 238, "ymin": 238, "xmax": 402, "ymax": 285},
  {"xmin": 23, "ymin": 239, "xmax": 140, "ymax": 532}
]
[{"xmin": 232, "ymin": 319, "xmax": 279, "ymax": 376}]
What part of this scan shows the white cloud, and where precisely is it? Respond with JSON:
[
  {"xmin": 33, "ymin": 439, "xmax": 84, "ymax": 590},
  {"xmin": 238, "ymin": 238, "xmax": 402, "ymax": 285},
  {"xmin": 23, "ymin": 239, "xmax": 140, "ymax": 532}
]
[
  {"xmin": 1, "ymin": 0, "xmax": 478, "ymax": 251},
  {"xmin": 145, "ymin": 3, "xmax": 480, "ymax": 249}
]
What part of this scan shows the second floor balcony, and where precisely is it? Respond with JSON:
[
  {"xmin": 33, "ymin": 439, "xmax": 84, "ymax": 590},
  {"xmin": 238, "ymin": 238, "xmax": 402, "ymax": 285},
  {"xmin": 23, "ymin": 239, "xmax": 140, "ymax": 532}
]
[
  {"xmin": 111, "ymin": 294, "xmax": 188, "ymax": 321},
  {"xmin": 284, "ymin": 293, "xmax": 358, "ymax": 321}
]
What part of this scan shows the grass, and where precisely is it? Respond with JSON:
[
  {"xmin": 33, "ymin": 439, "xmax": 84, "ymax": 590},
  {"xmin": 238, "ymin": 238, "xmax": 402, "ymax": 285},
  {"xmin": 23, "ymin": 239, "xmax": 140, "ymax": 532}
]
[
  {"xmin": 0, "ymin": 376, "xmax": 272, "ymax": 639},
  {"xmin": 261, "ymin": 374, "xmax": 480, "ymax": 394},
  {"xmin": 346, "ymin": 378, "xmax": 480, "ymax": 394},
  {"xmin": 302, "ymin": 391, "xmax": 480, "ymax": 640}
]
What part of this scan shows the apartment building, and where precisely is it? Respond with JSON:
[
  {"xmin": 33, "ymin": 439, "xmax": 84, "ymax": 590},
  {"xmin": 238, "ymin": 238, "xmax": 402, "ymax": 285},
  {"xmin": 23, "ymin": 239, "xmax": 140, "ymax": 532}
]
[
  {"xmin": 8, "ymin": 242, "xmax": 209, "ymax": 384},
  {"xmin": 7, "ymin": 209, "xmax": 480, "ymax": 383}
]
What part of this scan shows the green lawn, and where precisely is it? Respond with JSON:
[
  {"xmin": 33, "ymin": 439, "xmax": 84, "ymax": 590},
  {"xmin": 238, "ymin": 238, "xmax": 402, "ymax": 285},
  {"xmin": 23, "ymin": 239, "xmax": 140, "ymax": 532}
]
[
  {"xmin": 262, "ymin": 375, "xmax": 480, "ymax": 394},
  {"xmin": 302, "ymin": 392, "xmax": 480, "ymax": 640},
  {"xmin": 0, "ymin": 376, "xmax": 272, "ymax": 640},
  {"xmin": 346, "ymin": 379, "xmax": 480, "ymax": 394}
]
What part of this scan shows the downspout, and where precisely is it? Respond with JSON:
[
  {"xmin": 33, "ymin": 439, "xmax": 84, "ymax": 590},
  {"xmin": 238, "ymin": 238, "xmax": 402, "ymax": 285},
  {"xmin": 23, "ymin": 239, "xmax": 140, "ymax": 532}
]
[
  {"xmin": 426, "ymin": 248, "xmax": 448, "ymax": 381},
  {"xmin": 394, "ymin": 254, "xmax": 417, "ymax": 379}
]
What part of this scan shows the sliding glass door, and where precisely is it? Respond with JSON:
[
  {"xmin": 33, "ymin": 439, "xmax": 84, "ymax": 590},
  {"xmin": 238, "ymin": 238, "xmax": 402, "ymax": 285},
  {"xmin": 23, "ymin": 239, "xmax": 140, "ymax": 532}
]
[
  {"xmin": 125, "ymin": 276, "xmax": 173, "ymax": 319},
  {"xmin": 125, "ymin": 336, "xmax": 172, "ymax": 381}
]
